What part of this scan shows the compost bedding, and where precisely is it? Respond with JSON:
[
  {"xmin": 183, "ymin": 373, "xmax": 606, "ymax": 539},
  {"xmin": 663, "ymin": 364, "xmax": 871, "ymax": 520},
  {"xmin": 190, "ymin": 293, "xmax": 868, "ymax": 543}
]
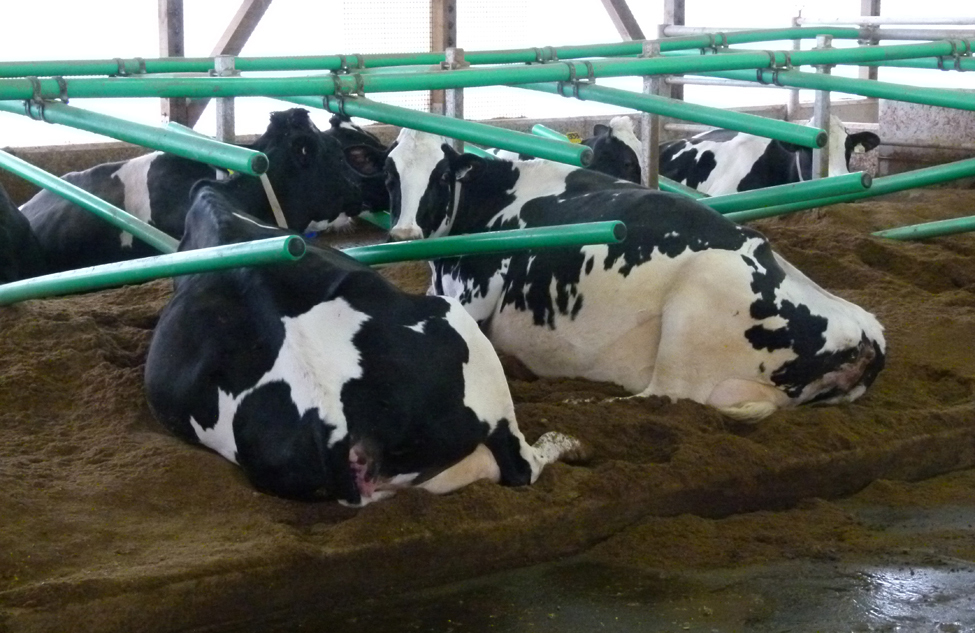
[{"xmin": 1, "ymin": 189, "xmax": 974, "ymax": 632}]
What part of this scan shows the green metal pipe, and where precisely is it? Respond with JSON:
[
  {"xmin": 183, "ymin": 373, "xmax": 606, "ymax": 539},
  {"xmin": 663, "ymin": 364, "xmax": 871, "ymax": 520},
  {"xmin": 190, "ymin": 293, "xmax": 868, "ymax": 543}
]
[
  {"xmin": 873, "ymin": 215, "xmax": 975, "ymax": 240},
  {"xmin": 343, "ymin": 221, "xmax": 626, "ymax": 266},
  {"xmin": 463, "ymin": 145, "xmax": 497, "ymax": 159},
  {"xmin": 703, "ymin": 172, "xmax": 872, "ymax": 214},
  {"xmin": 531, "ymin": 124, "xmax": 577, "ymax": 143},
  {"xmin": 283, "ymin": 95, "xmax": 592, "ymax": 167},
  {"xmin": 698, "ymin": 66, "xmax": 975, "ymax": 112},
  {"xmin": 0, "ymin": 100, "xmax": 268, "ymax": 175},
  {"xmin": 0, "ymin": 236, "xmax": 304, "ymax": 305},
  {"xmin": 725, "ymin": 157, "xmax": 975, "ymax": 223},
  {"xmin": 861, "ymin": 57, "xmax": 975, "ymax": 72},
  {"xmin": 521, "ymin": 82, "xmax": 826, "ymax": 148},
  {"xmin": 0, "ymin": 149, "xmax": 179, "ymax": 254},
  {"xmin": 0, "ymin": 40, "xmax": 960, "ymax": 101},
  {"xmin": 358, "ymin": 211, "xmax": 392, "ymax": 231},
  {"xmin": 0, "ymin": 29, "xmax": 864, "ymax": 79}
]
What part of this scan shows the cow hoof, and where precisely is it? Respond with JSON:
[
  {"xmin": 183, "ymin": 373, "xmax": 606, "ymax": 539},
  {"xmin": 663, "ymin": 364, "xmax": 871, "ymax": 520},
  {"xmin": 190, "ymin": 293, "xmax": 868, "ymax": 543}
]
[
  {"xmin": 716, "ymin": 401, "xmax": 778, "ymax": 423},
  {"xmin": 534, "ymin": 431, "xmax": 593, "ymax": 465}
]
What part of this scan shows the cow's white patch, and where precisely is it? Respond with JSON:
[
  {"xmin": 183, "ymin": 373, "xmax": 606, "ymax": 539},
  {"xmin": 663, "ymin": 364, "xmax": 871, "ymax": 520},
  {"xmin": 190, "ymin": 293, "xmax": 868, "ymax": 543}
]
[
  {"xmin": 114, "ymin": 152, "xmax": 159, "ymax": 248},
  {"xmin": 193, "ymin": 298, "xmax": 370, "ymax": 460},
  {"xmin": 608, "ymin": 116, "xmax": 645, "ymax": 173},
  {"xmin": 441, "ymin": 298, "xmax": 515, "ymax": 428},
  {"xmin": 825, "ymin": 115, "xmax": 854, "ymax": 178},
  {"xmin": 307, "ymin": 212, "xmax": 352, "ymax": 233},
  {"xmin": 406, "ymin": 320, "xmax": 426, "ymax": 333},
  {"xmin": 683, "ymin": 135, "xmax": 776, "ymax": 196},
  {"xmin": 189, "ymin": 388, "xmax": 240, "ymax": 464},
  {"xmin": 488, "ymin": 159, "xmax": 574, "ymax": 228}
]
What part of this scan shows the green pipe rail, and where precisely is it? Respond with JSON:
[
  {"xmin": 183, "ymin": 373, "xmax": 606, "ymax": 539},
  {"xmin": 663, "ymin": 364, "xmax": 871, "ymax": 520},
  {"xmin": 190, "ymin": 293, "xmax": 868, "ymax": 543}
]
[
  {"xmin": 0, "ymin": 236, "xmax": 305, "ymax": 305},
  {"xmin": 0, "ymin": 40, "xmax": 963, "ymax": 102},
  {"xmin": 697, "ymin": 67, "xmax": 975, "ymax": 112},
  {"xmin": 703, "ymin": 172, "xmax": 872, "ymax": 214},
  {"xmin": 344, "ymin": 221, "xmax": 626, "ymax": 266},
  {"xmin": 531, "ymin": 124, "xmax": 576, "ymax": 142},
  {"xmin": 861, "ymin": 57, "xmax": 975, "ymax": 73},
  {"xmin": 0, "ymin": 28, "xmax": 865, "ymax": 78},
  {"xmin": 0, "ymin": 100, "xmax": 268, "ymax": 176},
  {"xmin": 725, "ymin": 157, "xmax": 975, "ymax": 223},
  {"xmin": 521, "ymin": 82, "xmax": 827, "ymax": 148},
  {"xmin": 463, "ymin": 145, "xmax": 497, "ymax": 159},
  {"xmin": 283, "ymin": 95, "xmax": 592, "ymax": 167},
  {"xmin": 873, "ymin": 214, "xmax": 975, "ymax": 241},
  {"xmin": 0, "ymin": 149, "xmax": 179, "ymax": 254},
  {"xmin": 358, "ymin": 211, "xmax": 392, "ymax": 231},
  {"xmin": 528, "ymin": 122, "xmax": 708, "ymax": 199}
]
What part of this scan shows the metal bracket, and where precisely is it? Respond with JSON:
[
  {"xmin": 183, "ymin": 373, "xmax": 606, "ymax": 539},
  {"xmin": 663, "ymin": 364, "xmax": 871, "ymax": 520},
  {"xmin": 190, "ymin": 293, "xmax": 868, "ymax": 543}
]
[
  {"xmin": 936, "ymin": 39, "xmax": 972, "ymax": 71},
  {"xmin": 54, "ymin": 76, "xmax": 68, "ymax": 103},
  {"xmin": 857, "ymin": 24, "xmax": 879, "ymax": 46},
  {"xmin": 529, "ymin": 46, "xmax": 559, "ymax": 64},
  {"xmin": 555, "ymin": 61, "xmax": 595, "ymax": 98},
  {"xmin": 111, "ymin": 57, "xmax": 145, "ymax": 77},
  {"xmin": 329, "ymin": 72, "xmax": 364, "ymax": 98},
  {"xmin": 700, "ymin": 32, "xmax": 728, "ymax": 55},
  {"xmin": 336, "ymin": 54, "xmax": 365, "ymax": 74}
]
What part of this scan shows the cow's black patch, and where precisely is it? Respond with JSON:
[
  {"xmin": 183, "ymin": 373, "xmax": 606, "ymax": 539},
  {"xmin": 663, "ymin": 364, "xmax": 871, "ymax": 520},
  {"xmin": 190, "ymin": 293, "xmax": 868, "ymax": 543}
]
[
  {"xmin": 659, "ymin": 142, "xmax": 718, "ymax": 188},
  {"xmin": 690, "ymin": 128, "xmax": 740, "ymax": 143},
  {"xmin": 736, "ymin": 141, "xmax": 804, "ymax": 192},
  {"xmin": 0, "ymin": 182, "xmax": 46, "ymax": 282}
]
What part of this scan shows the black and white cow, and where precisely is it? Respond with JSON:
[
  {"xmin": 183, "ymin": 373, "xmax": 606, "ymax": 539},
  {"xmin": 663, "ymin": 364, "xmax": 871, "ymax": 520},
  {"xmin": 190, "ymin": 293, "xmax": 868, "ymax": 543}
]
[
  {"xmin": 486, "ymin": 116, "xmax": 643, "ymax": 185},
  {"xmin": 144, "ymin": 182, "xmax": 586, "ymax": 504},
  {"xmin": 660, "ymin": 116, "xmax": 881, "ymax": 195},
  {"xmin": 21, "ymin": 108, "xmax": 362, "ymax": 273},
  {"xmin": 321, "ymin": 114, "xmax": 389, "ymax": 213},
  {"xmin": 0, "ymin": 182, "xmax": 46, "ymax": 282},
  {"xmin": 385, "ymin": 129, "xmax": 886, "ymax": 421}
]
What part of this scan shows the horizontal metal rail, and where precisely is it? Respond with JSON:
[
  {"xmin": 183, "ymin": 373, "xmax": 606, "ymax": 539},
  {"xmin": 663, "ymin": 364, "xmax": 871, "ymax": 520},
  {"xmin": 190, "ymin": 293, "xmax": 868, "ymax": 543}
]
[
  {"xmin": 874, "ymin": 215, "xmax": 975, "ymax": 240},
  {"xmin": 519, "ymin": 82, "xmax": 826, "ymax": 148},
  {"xmin": 703, "ymin": 172, "xmax": 872, "ymax": 214},
  {"xmin": 0, "ymin": 40, "xmax": 964, "ymax": 101},
  {"xmin": 695, "ymin": 65, "xmax": 975, "ymax": 111},
  {"xmin": 663, "ymin": 25, "xmax": 975, "ymax": 39},
  {"xmin": 0, "ymin": 28, "xmax": 865, "ymax": 79},
  {"xmin": 282, "ymin": 95, "xmax": 592, "ymax": 167},
  {"xmin": 725, "ymin": 157, "xmax": 975, "ymax": 223},
  {"xmin": 861, "ymin": 57, "xmax": 975, "ymax": 72},
  {"xmin": 0, "ymin": 100, "xmax": 267, "ymax": 176},
  {"xmin": 344, "ymin": 221, "xmax": 626, "ymax": 266},
  {"xmin": 0, "ymin": 236, "xmax": 305, "ymax": 305},
  {"xmin": 797, "ymin": 16, "xmax": 975, "ymax": 26},
  {"xmin": 0, "ymin": 149, "xmax": 178, "ymax": 254}
]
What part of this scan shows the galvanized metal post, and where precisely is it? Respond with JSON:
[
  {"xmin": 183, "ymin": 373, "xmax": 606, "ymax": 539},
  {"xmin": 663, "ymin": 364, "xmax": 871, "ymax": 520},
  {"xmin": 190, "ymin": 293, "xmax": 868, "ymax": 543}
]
[
  {"xmin": 811, "ymin": 34, "xmax": 833, "ymax": 179},
  {"xmin": 859, "ymin": 0, "xmax": 881, "ymax": 81},
  {"xmin": 430, "ymin": 0, "xmax": 457, "ymax": 115},
  {"xmin": 663, "ymin": 0, "xmax": 685, "ymax": 100},
  {"xmin": 642, "ymin": 40, "xmax": 662, "ymax": 189},
  {"xmin": 158, "ymin": 0, "xmax": 188, "ymax": 124},
  {"xmin": 214, "ymin": 55, "xmax": 237, "ymax": 146},
  {"xmin": 787, "ymin": 15, "xmax": 801, "ymax": 121},
  {"xmin": 444, "ymin": 47, "xmax": 466, "ymax": 152}
]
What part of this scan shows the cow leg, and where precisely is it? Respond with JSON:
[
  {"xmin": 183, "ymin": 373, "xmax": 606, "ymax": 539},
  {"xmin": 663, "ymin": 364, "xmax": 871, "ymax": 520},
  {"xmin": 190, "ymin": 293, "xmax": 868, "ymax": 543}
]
[
  {"xmin": 706, "ymin": 379, "xmax": 792, "ymax": 422},
  {"xmin": 416, "ymin": 444, "xmax": 501, "ymax": 494}
]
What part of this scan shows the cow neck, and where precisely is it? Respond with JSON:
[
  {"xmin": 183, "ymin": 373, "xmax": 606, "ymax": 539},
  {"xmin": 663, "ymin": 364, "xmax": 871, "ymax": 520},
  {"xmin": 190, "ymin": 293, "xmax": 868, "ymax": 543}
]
[
  {"xmin": 449, "ymin": 160, "xmax": 520, "ymax": 236},
  {"xmin": 211, "ymin": 175, "xmax": 288, "ymax": 229}
]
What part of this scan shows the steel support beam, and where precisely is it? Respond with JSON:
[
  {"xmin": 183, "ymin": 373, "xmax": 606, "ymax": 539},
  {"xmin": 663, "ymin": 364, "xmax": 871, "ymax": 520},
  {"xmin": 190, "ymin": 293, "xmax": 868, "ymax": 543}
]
[
  {"xmin": 185, "ymin": 0, "xmax": 274, "ymax": 127},
  {"xmin": 859, "ymin": 0, "xmax": 881, "ymax": 81},
  {"xmin": 430, "ymin": 0, "xmax": 457, "ymax": 115},
  {"xmin": 599, "ymin": 0, "xmax": 645, "ymax": 40},
  {"xmin": 811, "ymin": 35, "xmax": 832, "ymax": 179},
  {"xmin": 663, "ymin": 0, "xmax": 685, "ymax": 100},
  {"xmin": 158, "ymin": 0, "xmax": 187, "ymax": 125}
]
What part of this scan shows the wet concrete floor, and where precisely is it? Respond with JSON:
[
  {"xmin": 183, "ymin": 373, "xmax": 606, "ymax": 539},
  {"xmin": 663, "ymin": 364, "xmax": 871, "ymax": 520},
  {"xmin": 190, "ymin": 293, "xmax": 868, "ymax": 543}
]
[{"xmin": 240, "ymin": 502, "xmax": 975, "ymax": 633}]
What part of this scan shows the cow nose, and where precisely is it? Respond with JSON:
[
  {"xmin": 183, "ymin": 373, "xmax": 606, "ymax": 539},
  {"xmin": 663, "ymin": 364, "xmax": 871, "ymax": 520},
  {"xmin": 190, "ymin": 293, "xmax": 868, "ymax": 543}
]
[{"xmin": 389, "ymin": 226, "xmax": 422, "ymax": 241}]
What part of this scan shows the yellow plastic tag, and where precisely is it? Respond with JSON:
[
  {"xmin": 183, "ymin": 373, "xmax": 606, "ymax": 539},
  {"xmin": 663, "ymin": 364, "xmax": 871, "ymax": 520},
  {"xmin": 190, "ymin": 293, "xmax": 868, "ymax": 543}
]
[{"xmin": 566, "ymin": 132, "xmax": 583, "ymax": 144}]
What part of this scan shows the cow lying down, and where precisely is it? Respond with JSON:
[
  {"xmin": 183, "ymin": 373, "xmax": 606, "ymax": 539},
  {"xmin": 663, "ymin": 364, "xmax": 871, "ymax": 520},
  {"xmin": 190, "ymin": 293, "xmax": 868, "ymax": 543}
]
[
  {"xmin": 384, "ymin": 130, "xmax": 886, "ymax": 421},
  {"xmin": 144, "ymin": 182, "xmax": 586, "ymax": 504}
]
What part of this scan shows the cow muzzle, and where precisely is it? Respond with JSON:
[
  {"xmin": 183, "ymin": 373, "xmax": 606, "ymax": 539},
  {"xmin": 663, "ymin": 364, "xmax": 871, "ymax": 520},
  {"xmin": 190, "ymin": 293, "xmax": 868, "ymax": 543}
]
[{"xmin": 389, "ymin": 225, "xmax": 424, "ymax": 242}]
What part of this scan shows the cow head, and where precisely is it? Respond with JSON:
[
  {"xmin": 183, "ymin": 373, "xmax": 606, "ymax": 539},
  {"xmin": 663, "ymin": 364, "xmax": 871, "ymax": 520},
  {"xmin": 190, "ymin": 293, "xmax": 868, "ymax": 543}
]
[
  {"xmin": 250, "ymin": 108, "xmax": 362, "ymax": 232},
  {"xmin": 582, "ymin": 116, "xmax": 643, "ymax": 184},
  {"xmin": 322, "ymin": 114, "xmax": 390, "ymax": 213},
  {"xmin": 385, "ymin": 129, "xmax": 484, "ymax": 241},
  {"xmin": 785, "ymin": 116, "xmax": 881, "ymax": 180}
]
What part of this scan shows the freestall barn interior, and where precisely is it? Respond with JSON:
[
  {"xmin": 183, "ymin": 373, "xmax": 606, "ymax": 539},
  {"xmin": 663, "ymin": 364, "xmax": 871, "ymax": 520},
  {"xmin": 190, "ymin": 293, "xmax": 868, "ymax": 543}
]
[{"xmin": 2, "ymin": 1, "xmax": 975, "ymax": 631}]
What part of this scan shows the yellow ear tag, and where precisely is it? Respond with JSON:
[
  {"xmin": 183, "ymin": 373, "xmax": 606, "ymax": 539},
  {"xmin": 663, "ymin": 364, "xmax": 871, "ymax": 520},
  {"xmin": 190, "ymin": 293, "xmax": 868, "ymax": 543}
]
[{"xmin": 566, "ymin": 132, "xmax": 583, "ymax": 144}]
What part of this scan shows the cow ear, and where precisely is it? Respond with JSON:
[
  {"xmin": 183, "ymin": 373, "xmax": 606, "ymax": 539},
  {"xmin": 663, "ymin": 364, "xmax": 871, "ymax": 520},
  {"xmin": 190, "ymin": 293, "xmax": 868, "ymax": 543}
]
[
  {"xmin": 847, "ymin": 132, "xmax": 880, "ymax": 153},
  {"xmin": 453, "ymin": 154, "xmax": 485, "ymax": 183},
  {"xmin": 329, "ymin": 114, "xmax": 350, "ymax": 129},
  {"xmin": 593, "ymin": 124, "xmax": 610, "ymax": 137},
  {"xmin": 344, "ymin": 144, "xmax": 387, "ymax": 177}
]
